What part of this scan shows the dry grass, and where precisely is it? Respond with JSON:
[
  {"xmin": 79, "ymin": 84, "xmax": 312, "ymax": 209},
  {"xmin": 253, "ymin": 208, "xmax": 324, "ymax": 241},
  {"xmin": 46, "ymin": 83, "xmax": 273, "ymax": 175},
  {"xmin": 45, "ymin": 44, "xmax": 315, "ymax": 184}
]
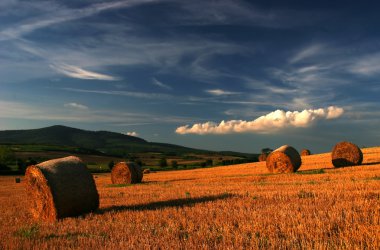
[{"xmin": 1, "ymin": 147, "xmax": 379, "ymax": 249}]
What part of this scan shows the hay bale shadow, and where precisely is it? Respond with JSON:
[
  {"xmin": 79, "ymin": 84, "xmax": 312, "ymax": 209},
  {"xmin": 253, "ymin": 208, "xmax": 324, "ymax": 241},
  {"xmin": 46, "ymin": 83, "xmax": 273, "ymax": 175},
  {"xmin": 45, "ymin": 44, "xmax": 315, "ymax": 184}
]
[
  {"xmin": 141, "ymin": 179, "xmax": 197, "ymax": 184},
  {"xmin": 162, "ymin": 178, "xmax": 197, "ymax": 183},
  {"xmin": 332, "ymin": 158, "xmax": 360, "ymax": 168},
  {"xmin": 97, "ymin": 193, "xmax": 235, "ymax": 214},
  {"xmin": 331, "ymin": 159, "xmax": 380, "ymax": 168},
  {"xmin": 295, "ymin": 169, "xmax": 326, "ymax": 175},
  {"xmin": 361, "ymin": 161, "xmax": 380, "ymax": 166}
]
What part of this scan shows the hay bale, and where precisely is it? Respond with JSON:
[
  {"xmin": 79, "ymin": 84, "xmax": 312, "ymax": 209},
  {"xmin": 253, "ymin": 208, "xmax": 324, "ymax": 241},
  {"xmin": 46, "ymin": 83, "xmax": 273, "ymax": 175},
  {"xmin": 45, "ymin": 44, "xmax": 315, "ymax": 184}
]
[
  {"xmin": 258, "ymin": 153, "xmax": 268, "ymax": 162},
  {"xmin": 24, "ymin": 156, "xmax": 99, "ymax": 222},
  {"xmin": 266, "ymin": 145, "xmax": 301, "ymax": 173},
  {"xmin": 332, "ymin": 141, "xmax": 363, "ymax": 168},
  {"xmin": 301, "ymin": 149, "xmax": 311, "ymax": 156},
  {"xmin": 143, "ymin": 168, "xmax": 150, "ymax": 174},
  {"xmin": 111, "ymin": 162, "xmax": 142, "ymax": 184},
  {"xmin": 15, "ymin": 177, "xmax": 21, "ymax": 183}
]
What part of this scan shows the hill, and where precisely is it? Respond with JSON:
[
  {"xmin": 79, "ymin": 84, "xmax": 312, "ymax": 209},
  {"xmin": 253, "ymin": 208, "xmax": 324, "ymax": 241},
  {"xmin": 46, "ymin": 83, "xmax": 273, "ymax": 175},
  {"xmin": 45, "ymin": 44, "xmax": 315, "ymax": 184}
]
[{"xmin": 0, "ymin": 125, "xmax": 253, "ymax": 157}]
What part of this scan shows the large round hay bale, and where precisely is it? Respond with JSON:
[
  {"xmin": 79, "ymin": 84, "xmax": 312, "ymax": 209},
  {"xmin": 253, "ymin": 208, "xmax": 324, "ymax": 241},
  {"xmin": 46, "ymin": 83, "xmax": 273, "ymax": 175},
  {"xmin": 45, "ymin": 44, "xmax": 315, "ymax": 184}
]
[
  {"xmin": 258, "ymin": 153, "xmax": 267, "ymax": 162},
  {"xmin": 331, "ymin": 141, "xmax": 363, "ymax": 168},
  {"xmin": 266, "ymin": 145, "xmax": 301, "ymax": 173},
  {"xmin": 24, "ymin": 156, "xmax": 99, "ymax": 222},
  {"xmin": 301, "ymin": 149, "xmax": 311, "ymax": 156},
  {"xmin": 111, "ymin": 162, "xmax": 142, "ymax": 184}
]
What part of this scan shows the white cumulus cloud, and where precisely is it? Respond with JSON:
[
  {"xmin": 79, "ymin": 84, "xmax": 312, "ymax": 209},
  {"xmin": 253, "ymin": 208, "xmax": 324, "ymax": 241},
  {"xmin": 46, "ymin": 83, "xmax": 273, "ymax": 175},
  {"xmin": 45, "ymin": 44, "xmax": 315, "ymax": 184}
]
[
  {"xmin": 326, "ymin": 106, "xmax": 344, "ymax": 119},
  {"xmin": 176, "ymin": 106, "xmax": 344, "ymax": 135},
  {"xmin": 64, "ymin": 102, "xmax": 88, "ymax": 110},
  {"xmin": 51, "ymin": 63, "xmax": 118, "ymax": 81},
  {"xmin": 126, "ymin": 131, "xmax": 139, "ymax": 137}
]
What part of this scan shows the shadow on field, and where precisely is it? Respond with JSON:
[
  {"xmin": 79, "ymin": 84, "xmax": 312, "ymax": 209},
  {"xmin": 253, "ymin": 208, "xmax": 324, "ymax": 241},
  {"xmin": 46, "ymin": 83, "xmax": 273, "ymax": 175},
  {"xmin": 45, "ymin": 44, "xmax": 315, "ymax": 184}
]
[
  {"xmin": 295, "ymin": 169, "xmax": 327, "ymax": 175},
  {"xmin": 162, "ymin": 178, "xmax": 198, "ymax": 183},
  {"xmin": 97, "ymin": 193, "xmax": 235, "ymax": 214},
  {"xmin": 143, "ymin": 178, "xmax": 197, "ymax": 184},
  {"xmin": 326, "ymin": 161, "xmax": 380, "ymax": 169},
  {"xmin": 362, "ymin": 161, "xmax": 380, "ymax": 166}
]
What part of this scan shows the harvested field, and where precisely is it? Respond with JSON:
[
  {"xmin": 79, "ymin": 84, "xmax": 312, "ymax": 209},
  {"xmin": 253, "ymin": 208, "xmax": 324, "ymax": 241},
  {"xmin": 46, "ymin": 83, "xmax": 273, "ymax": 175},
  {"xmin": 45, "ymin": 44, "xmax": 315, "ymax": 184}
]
[{"xmin": 0, "ymin": 147, "xmax": 379, "ymax": 249}]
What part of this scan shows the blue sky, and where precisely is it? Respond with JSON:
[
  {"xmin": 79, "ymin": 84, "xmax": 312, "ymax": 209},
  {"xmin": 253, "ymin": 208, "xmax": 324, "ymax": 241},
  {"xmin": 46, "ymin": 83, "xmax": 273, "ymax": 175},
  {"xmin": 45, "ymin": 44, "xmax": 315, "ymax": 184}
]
[{"xmin": 1, "ymin": 0, "xmax": 379, "ymax": 153}]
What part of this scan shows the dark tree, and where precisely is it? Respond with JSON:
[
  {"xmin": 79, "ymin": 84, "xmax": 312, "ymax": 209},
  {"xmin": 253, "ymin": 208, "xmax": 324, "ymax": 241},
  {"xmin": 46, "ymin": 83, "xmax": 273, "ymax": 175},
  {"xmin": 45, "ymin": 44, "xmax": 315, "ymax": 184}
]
[
  {"xmin": 135, "ymin": 159, "xmax": 144, "ymax": 167},
  {"xmin": 159, "ymin": 158, "xmax": 168, "ymax": 167},
  {"xmin": 171, "ymin": 160, "xmax": 178, "ymax": 169},
  {"xmin": 0, "ymin": 146, "xmax": 15, "ymax": 166},
  {"xmin": 108, "ymin": 160, "xmax": 115, "ymax": 170},
  {"xmin": 206, "ymin": 159, "xmax": 213, "ymax": 166},
  {"xmin": 261, "ymin": 148, "xmax": 273, "ymax": 154}
]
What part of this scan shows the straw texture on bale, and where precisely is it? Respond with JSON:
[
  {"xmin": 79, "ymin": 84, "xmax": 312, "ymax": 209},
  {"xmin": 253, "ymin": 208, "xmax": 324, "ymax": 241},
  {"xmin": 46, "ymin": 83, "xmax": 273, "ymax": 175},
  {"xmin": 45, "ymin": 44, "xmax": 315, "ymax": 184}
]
[
  {"xmin": 301, "ymin": 149, "xmax": 311, "ymax": 156},
  {"xmin": 258, "ymin": 153, "xmax": 268, "ymax": 162},
  {"xmin": 332, "ymin": 141, "xmax": 363, "ymax": 168},
  {"xmin": 24, "ymin": 156, "xmax": 99, "ymax": 222},
  {"xmin": 266, "ymin": 145, "xmax": 301, "ymax": 173},
  {"xmin": 111, "ymin": 162, "xmax": 143, "ymax": 184}
]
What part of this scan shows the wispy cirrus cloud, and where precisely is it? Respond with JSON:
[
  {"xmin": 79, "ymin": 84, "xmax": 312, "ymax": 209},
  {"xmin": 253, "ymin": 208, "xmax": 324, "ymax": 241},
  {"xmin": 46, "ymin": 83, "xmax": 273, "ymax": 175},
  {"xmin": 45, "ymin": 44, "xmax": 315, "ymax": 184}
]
[
  {"xmin": 205, "ymin": 89, "xmax": 240, "ymax": 96},
  {"xmin": 13, "ymin": 30, "xmax": 245, "ymax": 84},
  {"xmin": 0, "ymin": 0, "xmax": 158, "ymax": 41},
  {"xmin": 152, "ymin": 78, "xmax": 172, "ymax": 90},
  {"xmin": 51, "ymin": 63, "xmax": 119, "ymax": 80},
  {"xmin": 174, "ymin": 0, "xmax": 329, "ymax": 28},
  {"xmin": 176, "ymin": 106, "xmax": 344, "ymax": 135},
  {"xmin": 64, "ymin": 102, "xmax": 89, "ymax": 110},
  {"xmin": 62, "ymin": 87, "xmax": 173, "ymax": 100},
  {"xmin": 349, "ymin": 53, "xmax": 380, "ymax": 76},
  {"xmin": 0, "ymin": 100, "xmax": 200, "ymax": 125},
  {"xmin": 289, "ymin": 44, "xmax": 324, "ymax": 64}
]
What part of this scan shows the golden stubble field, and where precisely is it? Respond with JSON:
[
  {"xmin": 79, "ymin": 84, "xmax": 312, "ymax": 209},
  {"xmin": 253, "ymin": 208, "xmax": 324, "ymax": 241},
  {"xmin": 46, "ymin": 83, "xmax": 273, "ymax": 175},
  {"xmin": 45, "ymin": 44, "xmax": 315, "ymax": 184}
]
[{"xmin": 0, "ymin": 147, "xmax": 379, "ymax": 249}]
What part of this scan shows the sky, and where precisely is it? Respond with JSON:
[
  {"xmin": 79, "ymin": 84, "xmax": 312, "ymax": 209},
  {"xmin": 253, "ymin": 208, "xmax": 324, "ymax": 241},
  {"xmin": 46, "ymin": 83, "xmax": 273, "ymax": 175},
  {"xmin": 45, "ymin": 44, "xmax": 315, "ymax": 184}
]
[{"xmin": 1, "ymin": 0, "xmax": 380, "ymax": 153}]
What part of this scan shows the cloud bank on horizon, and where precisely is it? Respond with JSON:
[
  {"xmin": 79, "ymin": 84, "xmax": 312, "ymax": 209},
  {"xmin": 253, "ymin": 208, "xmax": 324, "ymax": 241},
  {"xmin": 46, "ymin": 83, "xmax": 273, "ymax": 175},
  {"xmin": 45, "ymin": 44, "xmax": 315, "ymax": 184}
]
[{"xmin": 176, "ymin": 106, "xmax": 344, "ymax": 135}]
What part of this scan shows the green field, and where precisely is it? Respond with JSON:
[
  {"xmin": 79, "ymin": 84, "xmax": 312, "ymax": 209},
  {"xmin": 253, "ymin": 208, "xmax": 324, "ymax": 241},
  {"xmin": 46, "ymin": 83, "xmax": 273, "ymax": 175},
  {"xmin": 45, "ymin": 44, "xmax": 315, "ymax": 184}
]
[{"xmin": 0, "ymin": 144, "xmax": 257, "ymax": 174}]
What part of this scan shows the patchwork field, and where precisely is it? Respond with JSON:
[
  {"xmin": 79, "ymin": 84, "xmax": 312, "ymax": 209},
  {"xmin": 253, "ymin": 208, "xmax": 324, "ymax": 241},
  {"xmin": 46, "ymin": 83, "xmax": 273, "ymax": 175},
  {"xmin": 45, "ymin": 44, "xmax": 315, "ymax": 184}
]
[{"xmin": 0, "ymin": 147, "xmax": 379, "ymax": 249}]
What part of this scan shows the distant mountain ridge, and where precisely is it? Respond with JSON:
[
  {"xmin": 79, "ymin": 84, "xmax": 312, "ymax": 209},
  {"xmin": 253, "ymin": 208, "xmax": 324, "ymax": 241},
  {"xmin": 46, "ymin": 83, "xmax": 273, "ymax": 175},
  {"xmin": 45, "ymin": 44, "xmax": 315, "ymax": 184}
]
[
  {"xmin": 0, "ymin": 125, "xmax": 218, "ymax": 156},
  {"xmin": 0, "ymin": 125, "xmax": 145, "ymax": 144}
]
